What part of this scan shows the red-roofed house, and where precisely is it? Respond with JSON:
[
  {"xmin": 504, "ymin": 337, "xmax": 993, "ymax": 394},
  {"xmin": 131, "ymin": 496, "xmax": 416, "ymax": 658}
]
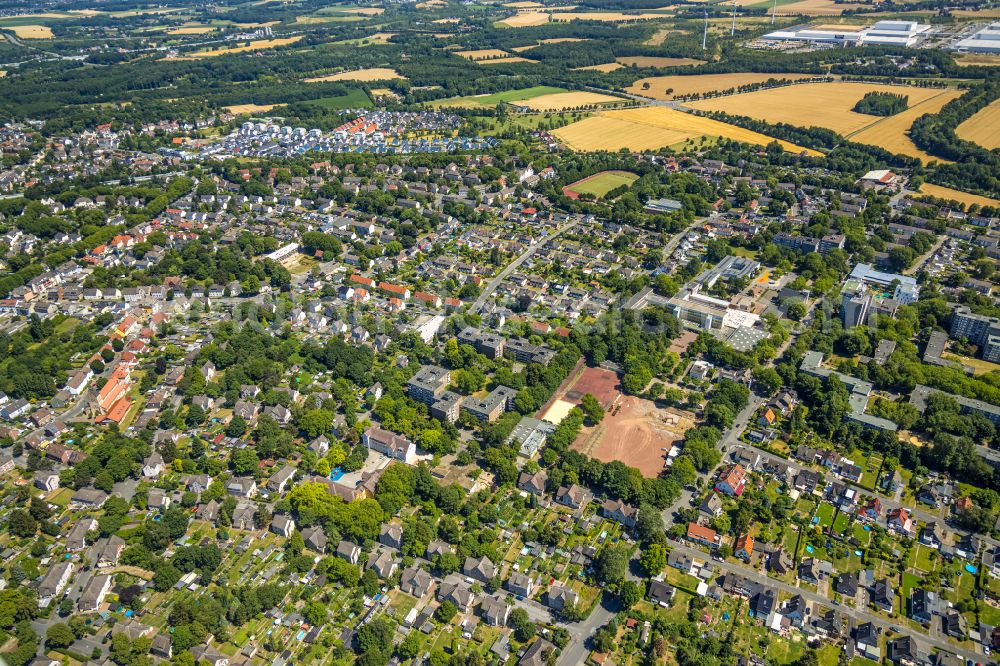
[
  {"xmin": 687, "ymin": 523, "xmax": 720, "ymax": 547},
  {"xmin": 715, "ymin": 464, "xmax": 747, "ymax": 497}
]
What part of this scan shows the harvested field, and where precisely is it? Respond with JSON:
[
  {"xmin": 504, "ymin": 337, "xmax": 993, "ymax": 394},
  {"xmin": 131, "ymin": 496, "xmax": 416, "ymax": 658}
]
[
  {"xmin": 688, "ymin": 81, "xmax": 961, "ymax": 162},
  {"xmin": 573, "ymin": 62, "xmax": 624, "ymax": 72},
  {"xmin": 224, "ymin": 103, "xmax": 283, "ymax": 114},
  {"xmin": 645, "ymin": 27, "xmax": 688, "ymax": 45},
  {"xmin": 918, "ymin": 183, "xmax": 1000, "ymax": 209},
  {"xmin": 370, "ymin": 88, "xmax": 401, "ymax": 100},
  {"xmin": 480, "ymin": 57, "xmax": 537, "ymax": 64},
  {"xmin": 551, "ymin": 11, "xmax": 663, "ymax": 21},
  {"xmin": 563, "ymin": 170, "xmax": 638, "ymax": 199},
  {"xmin": 616, "ymin": 56, "xmax": 703, "ymax": 68},
  {"xmin": 955, "ymin": 53, "xmax": 1000, "ymax": 67},
  {"xmin": 627, "ymin": 72, "xmax": 813, "ymax": 100},
  {"xmin": 295, "ymin": 15, "xmax": 365, "ymax": 23},
  {"xmin": 305, "ymin": 68, "xmax": 406, "ymax": 82},
  {"xmin": 186, "ymin": 35, "xmax": 302, "ymax": 57},
  {"xmin": 513, "ymin": 91, "xmax": 622, "ymax": 110},
  {"xmin": 455, "ymin": 48, "xmax": 511, "ymax": 61},
  {"xmin": 505, "ymin": 1, "xmax": 544, "ymax": 6},
  {"xmin": 552, "ymin": 106, "xmax": 819, "ymax": 154},
  {"xmin": 572, "ymin": 397, "xmax": 696, "ymax": 477},
  {"xmin": 336, "ymin": 32, "xmax": 397, "ymax": 45},
  {"xmin": 168, "ymin": 26, "xmax": 215, "ymax": 34},
  {"xmin": 499, "ymin": 12, "xmax": 550, "ymax": 26},
  {"xmin": 7, "ymin": 25, "xmax": 54, "ymax": 38},
  {"xmin": 776, "ymin": 0, "xmax": 870, "ymax": 14},
  {"xmin": 0, "ymin": 71, "xmax": 5, "ymax": 77},
  {"xmin": 956, "ymin": 98, "xmax": 1000, "ymax": 150},
  {"xmin": 434, "ymin": 86, "xmax": 566, "ymax": 108}
]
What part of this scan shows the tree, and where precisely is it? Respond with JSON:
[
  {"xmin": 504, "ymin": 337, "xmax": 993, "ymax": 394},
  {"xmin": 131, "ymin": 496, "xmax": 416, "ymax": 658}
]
[
  {"xmin": 8, "ymin": 510, "xmax": 36, "ymax": 538},
  {"xmin": 619, "ymin": 580, "xmax": 642, "ymax": 609},
  {"xmin": 300, "ymin": 409, "xmax": 334, "ymax": 439},
  {"xmin": 435, "ymin": 600, "xmax": 457, "ymax": 623},
  {"xmin": 304, "ymin": 600, "xmax": 327, "ymax": 626},
  {"xmin": 594, "ymin": 545, "xmax": 629, "ymax": 586},
  {"xmin": 579, "ymin": 393, "xmax": 605, "ymax": 425},
  {"xmin": 45, "ymin": 622, "xmax": 75, "ymax": 649},
  {"xmin": 639, "ymin": 543, "xmax": 668, "ymax": 576},
  {"xmin": 230, "ymin": 448, "xmax": 259, "ymax": 475},
  {"xmin": 786, "ymin": 301, "xmax": 807, "ymax": 322},
  {"xmin": 510, "ymin": 607, "xmax": 536, "ymax": 642}
]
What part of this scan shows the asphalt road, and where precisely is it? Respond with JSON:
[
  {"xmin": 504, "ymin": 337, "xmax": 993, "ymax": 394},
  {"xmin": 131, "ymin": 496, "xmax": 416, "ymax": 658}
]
[{"xmin": 470, "ymin": 220, "xmax": 577, "ymax": 312}]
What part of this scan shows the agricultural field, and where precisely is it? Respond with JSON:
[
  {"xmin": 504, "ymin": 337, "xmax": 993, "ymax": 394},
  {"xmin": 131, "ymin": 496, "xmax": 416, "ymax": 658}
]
[
  {"xmin": 455, "ymin": 49, "xmax": 513, "ymax": 61},
  {"xmin": 223, "ymin": 103, "xmax": 284, "ymax": 115},
  {"xmin": 550, "ymin": 11, "xmax": 665, "ymax": 21},
  {"xmin": 433, "ymin": 86, "xmax": 566, "ymax": 108},
  {"xmin": 479, "ymin": 57, "xmax": 536, "ymax": 64},
  {"xmin": 499, "ymin": 12, "xmax": 551, "ymax": 27},
  {"xmin": 616, "ymin": 56, "xmax": 703, "ymax": 68},
  {"xmin": 956, "ymin": 98, "xmax": 1000, "ymax": 150},
  {"xmin": 304, "ymin": 68, "xmax": 406, "ymax": 82},
  {"xmin": 335, "ymin": 32, "xmax": 396, "ymax": 46},
  {"xmin": 167, "ymin": 25, "xmax": 216, "ymax": 35},
  {"xmin": 181, "ymin": 36, "xmax": 303, "ymax": 58},
  {"xmin": 954, "ymin": 53, "xmax": 1000, "ymax": 67},
  {"xmin": 552, "ymin": 106, "xmax": 818, "ymax": 154},
  {"xmin": 563, "ymin": 170, "xmax": 639, "ymax": 199},
  {"xmin": 688, "ymin": 81, "xmax": 962, "ymax": 162},
  {"xmin": 573, "ymin": 62, "xmax": 624, "ymax": 72},
  {"xmin": 775, "ymin": 0, "xmax": 872, "ymax": 15},
  {"xmin": 4, "ymin": 24, "xmax": 54, "ymax": 38},
  {"xmin": 918, "ymin": 183, "xmax": 1000, "ymax": 209},
  {"xmin": 512, "ymin": 91, "xmax": 623, "ymax": 111},
  {"xmin": 626, "ymin": 72, "xmax": 814, "ymax": 100}
]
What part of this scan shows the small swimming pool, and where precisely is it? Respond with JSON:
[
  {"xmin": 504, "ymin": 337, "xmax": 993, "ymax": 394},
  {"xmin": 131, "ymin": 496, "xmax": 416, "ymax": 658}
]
[
  {"xmin": 966, "ymin": 564, "xmax": 978, "ymax": 574},
  {"xmin": 296, "ymin": 630, "xmax": 306, "ymax": 641},
  {"xmin": 806, "ymin": 545, "xmax": 814, "ymax": 553},
  {"xmin": 329, "ymin": 467, "xmax": 345, "ymax": 481},
  {"xmin": 855, "ymin": 550, "xmax": 863, "ymax": 557}
]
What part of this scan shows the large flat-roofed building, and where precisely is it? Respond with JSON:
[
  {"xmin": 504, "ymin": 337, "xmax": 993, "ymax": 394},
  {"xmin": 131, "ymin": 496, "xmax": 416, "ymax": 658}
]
[
  {"xmin": 407, "ymin": 365, "xmax": 451, "ymax": 405},
  {"xmin": 760, "ymin": 20, "xmax": 930, "ymax": 47},
  {"xmin": 953, "ymin": 22, "xmax": 1000, "ymax": 53},
  {"xmin": 508, "ymin": 416, "xmax": 556, "ymax": 458},
  {"xmin": 505, "ymin": 338, "xmax": 556, "ymax": 365},
  {"xmin": 457, "ymin": 326, "xmax": 506, "ymax": 359},
  {"xmin": 668, "ymin": 285, "xmax": 734, "ymax": 331},
  {"xmin": 800, "ymin": 351, "xmax": 897, "ymax": 431},
  {"xmin": 841, "ymin": 279, "xmax": 873, "ymax": 329},
  {"xmin": 463, "ymin": 385, "xmax": 518, "ymax": 423},
  {"xmin": 910, "ymin": 384, "xmax": 1000, "ymax": 426},
  {"xmin": 695, "ymin": 255, "xmax": 761, "ymax": 289},
  {"xmin": 950, "ymin": 305, "xmax": 999, "ymax": 346},
  {"xmin": 430, "ymin": 391, "xmax": 462, "ymax": 423},
  {"xmin": 848, "ymin": 263, "xmax": 919, "ymax": 304}
]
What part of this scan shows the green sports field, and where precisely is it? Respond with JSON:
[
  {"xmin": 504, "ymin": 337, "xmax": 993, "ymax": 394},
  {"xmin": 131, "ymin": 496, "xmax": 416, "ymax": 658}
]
[{"xmin": 565, "ymin": 170, "xmax": 639, "ymax": 198}]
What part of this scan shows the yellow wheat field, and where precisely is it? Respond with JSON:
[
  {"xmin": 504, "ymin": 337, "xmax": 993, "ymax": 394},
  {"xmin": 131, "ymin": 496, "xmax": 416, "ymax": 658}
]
[
  {"xmin": 688, "ymin": 82, "xmax": 951, "ymax": 134},
  {"xmin": 480, "ymin": 57, "xmax": 536, "ymax": 64},
  {"xmin": 919, "ymin": 183, "xmax": 1000, "ymax": 209},
  {"xmin": 627, "ymin": 72, "xmax": 813, "ymax": 100},
  {"xmin": 552, "ymin": 107, "xmax": 819, "ymax": 154},
  {"xmin": 224, "ymin": 103, "xmax": 283, "ymax": 114},
  {"xmin": 168, "ymin": 26, "xmax": 216, "ymax": 35},
  {"xmin": 7, "ymin": 25, "xmax": 54, "ymax": 38},
  {"xmin": 512, "ymin": 91, "xmax": 623, "ymax": 110},
  {"xmin": 306, "ymin": 68, "xmax": 406, "ymax": 82},
  {"xmin": 688, "ymin": 82, "xmax": 961, "ymax": 162},
  {"xmin": 499, "ymin": 12, "xmax": 550, "ymax": 26},
  {"xmin": 187, "ymin": 36, "xmax": 302, "ymax": 57},
  {"xmin": 574, "ymin": 62, "xmax": 624, "ymax": 72},
  {"xmin": 956, "ymin": 99, "xmax": 1000, "ymax": 150},
  {"xmin": 455, "ymin": 49, "xmax": 510, "ymax": 60},
  {"xmin": 550, "ymin": 11, "xmax": 663, "ymax": 21},
  {"xmin": 955, "ymin": 53, "xmax": 1000, "ymax": 67},
  {"xmin": 616, "ymin": 56, "xmax": 703, "ymax": 68}
]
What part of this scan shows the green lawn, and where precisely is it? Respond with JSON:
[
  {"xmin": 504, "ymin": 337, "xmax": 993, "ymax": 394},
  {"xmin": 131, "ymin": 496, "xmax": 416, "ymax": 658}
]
[
  {"xmin": 433, "ymin": 86, "xmax": 566, "ymax": 108},
  {"xmin": 815, "ymin": 503, "xmax": 835, "ymax": 527},
  {"xmin": 304, "ymin": 89, "xmax": 372, "ymax": 109},
  {"xmin": 832, "ymin": 512, "xmax": 851, "ymax": 535},
  {"xmin": 902, "ymin": 572, "xmax": 921, "ymax": 606},
  {"xmin": 565, "ymin": 171, "xmax": 639, "ymax": 199}
]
